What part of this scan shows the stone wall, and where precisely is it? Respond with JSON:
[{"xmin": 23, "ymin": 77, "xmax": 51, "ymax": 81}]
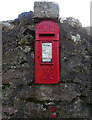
[
  {"xmin": 0, "ymin": 21, "xmax": 2, "ymax": 120},
  {"xmin": 2, "ymin": 5, "xmax": 92, "ymax": 119}
]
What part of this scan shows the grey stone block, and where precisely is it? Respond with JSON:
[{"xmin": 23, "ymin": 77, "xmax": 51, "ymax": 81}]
[{"xmin": 34, "ymin": 2, "xmax": 59, "ymax": 19}]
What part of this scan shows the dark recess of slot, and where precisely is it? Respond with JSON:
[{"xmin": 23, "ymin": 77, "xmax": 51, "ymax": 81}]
[{"xmin": 39, "ymin": 34, "xmax": 55, "ymax": 37}]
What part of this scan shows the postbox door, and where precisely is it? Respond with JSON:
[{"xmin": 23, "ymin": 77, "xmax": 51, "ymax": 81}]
[{"xmin": 35, "ymin": 40, "xmax": 59, "ymax": 84}]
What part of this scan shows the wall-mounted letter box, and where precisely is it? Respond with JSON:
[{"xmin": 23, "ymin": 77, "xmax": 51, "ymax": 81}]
[{"xmin": 35, "ymin": 20, "xmax": 60, "ymax": 84}]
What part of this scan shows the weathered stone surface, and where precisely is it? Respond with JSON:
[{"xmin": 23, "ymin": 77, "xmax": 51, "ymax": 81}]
[
  {"xmin": 18, "ymin": 11, "xmax": 33, "ymax": 25},
  {"xmin": 58, "ymin": 98, "xmax": 90, "ymax": 118},
  {"xmin": 23, "ymin": 102, "xmax": 48, "ymax": 118},
  {"xmin": 2, "ymin": 106, "xmax": 15, "ymax": 116},
  {"xmin": 18, "ymin": 35, "xmax": 34, "ymax": 46},
  {"xmin": 20, "ymin": 84, "xmax": 80, "ymax": 101},
  {"xmin": 60, "ymin": 17, "xmax": 82, "ymax": 28},
  {"xmin": 2, "ymin": 21, "xmax": 14, "ymax": 31},
  {"xmin": 12, "ymin": 18, "xmax": 20, "ymax": 25},
  {"xmin": 2, "ymin": 68, "xmax": 29, "ymax": 84},
  {"xmin": 34, "ymin": 2, "xmax": 59, "ymax": 19},
  {"xmin": 3, "ymin": 47, "xmax": 26, "ymax": 64}
]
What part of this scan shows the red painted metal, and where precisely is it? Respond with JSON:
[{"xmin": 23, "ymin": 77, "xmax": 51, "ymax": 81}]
[{"xmin": 34, "ymin": 20, "xmax": 59, "ymax": 84}]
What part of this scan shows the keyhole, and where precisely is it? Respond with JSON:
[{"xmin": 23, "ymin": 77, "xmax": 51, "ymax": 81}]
[{"xmin": 38, "ymin": 56, "xmax": 40, "ymax": 58}]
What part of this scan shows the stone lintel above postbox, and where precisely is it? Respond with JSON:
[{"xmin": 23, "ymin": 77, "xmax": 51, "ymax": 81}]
[{"xmin": 33, "ymin": 2, "xmax": 59, "ymax": 22}]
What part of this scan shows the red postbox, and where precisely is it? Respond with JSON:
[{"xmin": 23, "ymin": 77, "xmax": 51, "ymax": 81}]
[{"xmin": 35, "ymin": 20, "xmax": 59, "ymax": 84}]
